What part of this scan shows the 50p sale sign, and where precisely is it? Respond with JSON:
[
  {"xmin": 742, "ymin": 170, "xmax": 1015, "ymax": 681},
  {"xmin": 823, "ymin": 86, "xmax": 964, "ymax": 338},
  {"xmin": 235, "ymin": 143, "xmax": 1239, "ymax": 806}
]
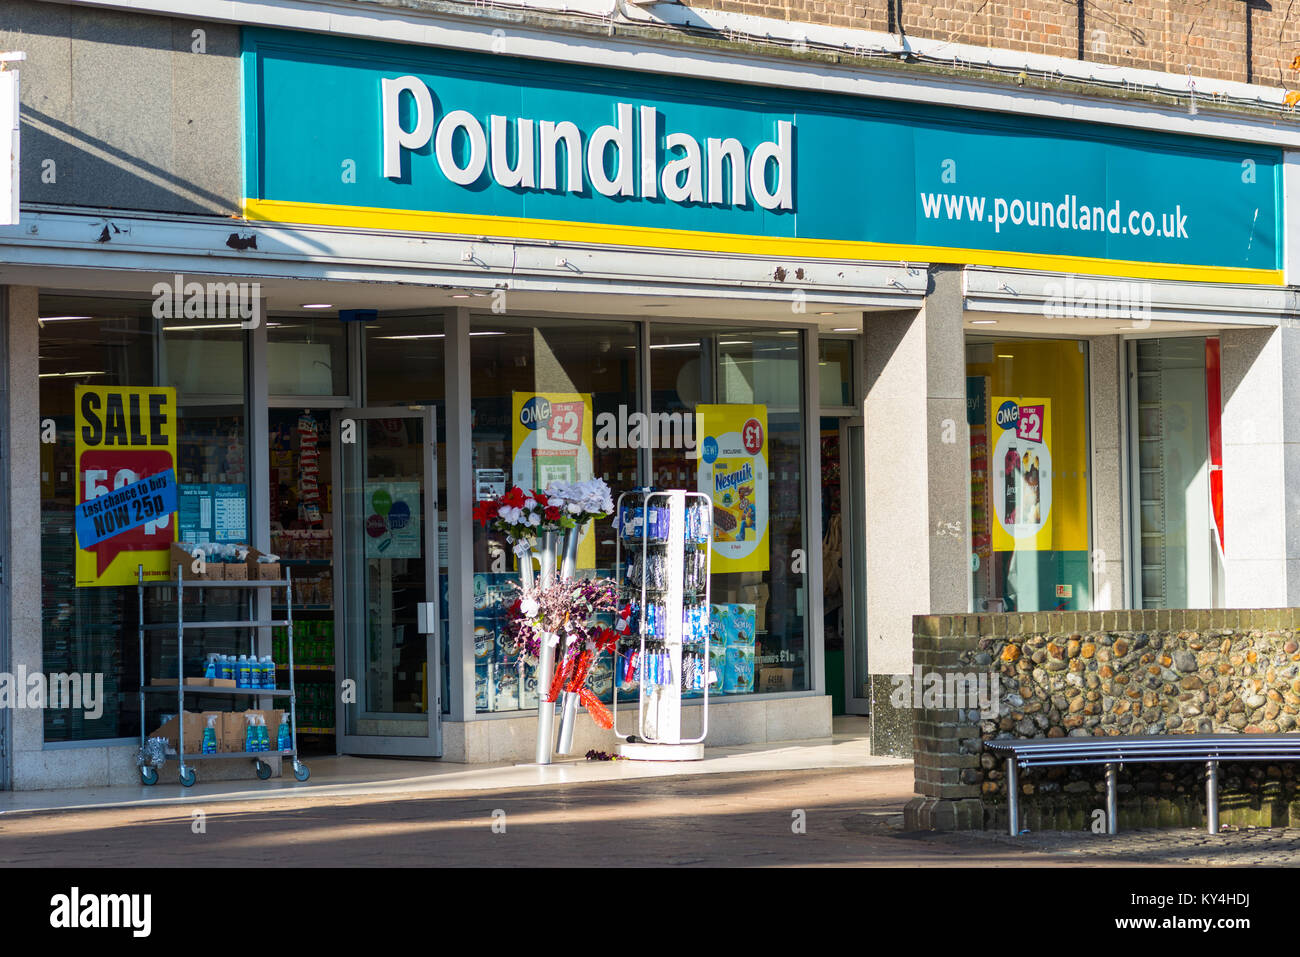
[{"xmin": 75, "ymin": 386, "xmax": 178, "ymax": 587}]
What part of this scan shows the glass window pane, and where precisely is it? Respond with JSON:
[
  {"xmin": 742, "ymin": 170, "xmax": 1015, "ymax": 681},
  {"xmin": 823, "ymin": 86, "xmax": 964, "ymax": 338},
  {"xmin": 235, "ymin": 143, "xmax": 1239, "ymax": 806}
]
[
  {"xmin": 38, "ymin": 297, "xmax": 249, "ymax": 742},
  {"xmin": 267, "ymin": 314, "xmax": 348, "ymax": 395},
  {"xmin": 1129, "ymin": 337, "xmax": 1214, "ymax": 608},
  {"xmin": 650, "ymin": 324, "xmax": 808, "ymax": 696},
  {"xmin": 966, "ymin": 337, "xmax": 1091, "ymax": 613},
  {"xmin": 365, "ymin": 314, "xmax": 449, "ymax": 714},
  {"xmin": 470, "ymin": 316, "xmax": 640, "ymax": 713},
  {"xmin": 818, "ymin": 338, "xmax": 854, "ymax": 407}
]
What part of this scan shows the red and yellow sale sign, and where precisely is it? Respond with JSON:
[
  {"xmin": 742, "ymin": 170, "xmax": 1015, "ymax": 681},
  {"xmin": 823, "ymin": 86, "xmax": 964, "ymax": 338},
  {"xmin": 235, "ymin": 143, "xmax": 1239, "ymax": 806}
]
[{"xmin": 75, "ymin": 386, "xmax": 178, "ymax": 586}]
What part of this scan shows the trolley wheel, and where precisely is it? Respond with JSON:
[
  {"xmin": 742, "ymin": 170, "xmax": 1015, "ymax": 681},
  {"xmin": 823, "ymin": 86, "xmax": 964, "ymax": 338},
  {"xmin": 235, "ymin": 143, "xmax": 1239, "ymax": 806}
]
[
  {"xmin": 293, "ymin": 763, "xmax": 310, "ymax": 782},
  {"xmin": 140, "ymin": 767, "xmax": 158, "ymax": 786},
  {"xmin": 626, "ymin": 735, "xmax": 639, "ymax": 744},
  {"xmin": 179, "ymin": 766, "xmax": 197, "ymax": 788},
  {"xmin": 254, "ymin": 760, "xmax": 273, "ymax": 780}
]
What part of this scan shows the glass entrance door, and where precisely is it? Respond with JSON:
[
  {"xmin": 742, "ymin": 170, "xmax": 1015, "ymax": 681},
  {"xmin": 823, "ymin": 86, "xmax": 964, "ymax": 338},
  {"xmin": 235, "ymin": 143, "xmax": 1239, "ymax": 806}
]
[{"xmin": 334, "ymin": 407, "xmax": 440, "ymax": 756}]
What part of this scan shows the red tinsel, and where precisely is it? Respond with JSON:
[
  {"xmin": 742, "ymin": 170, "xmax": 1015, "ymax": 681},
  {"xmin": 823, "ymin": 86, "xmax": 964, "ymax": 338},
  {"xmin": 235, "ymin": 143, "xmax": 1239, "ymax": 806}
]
[
  {"xmin": 544, "ymin": 648, "xmax": 568, "ymax": 703},
  {"xmin": 579, "ymin": 688, "xmax": 613, "ymax": 729},
  {"xmin": 565, "ymin": 648, "xmax": 595, "ymax": 694}
]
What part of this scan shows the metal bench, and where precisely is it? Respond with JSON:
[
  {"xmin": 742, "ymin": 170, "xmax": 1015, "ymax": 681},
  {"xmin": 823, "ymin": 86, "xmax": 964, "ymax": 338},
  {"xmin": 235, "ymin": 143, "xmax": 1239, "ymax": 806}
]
[{"xmin": 984, "ymin": 734, "xmax": 1300, "ymax": 837}]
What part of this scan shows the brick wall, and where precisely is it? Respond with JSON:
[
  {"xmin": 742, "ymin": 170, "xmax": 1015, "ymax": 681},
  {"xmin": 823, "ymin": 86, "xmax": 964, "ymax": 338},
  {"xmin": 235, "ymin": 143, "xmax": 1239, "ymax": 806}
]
[
  {"xmin": 908, "ymin": 609, "xmax": 1300, "ymax": 832},
  {"xmin": 684, "ymin": 0, "xmax": 1299, "ymax": 88}
]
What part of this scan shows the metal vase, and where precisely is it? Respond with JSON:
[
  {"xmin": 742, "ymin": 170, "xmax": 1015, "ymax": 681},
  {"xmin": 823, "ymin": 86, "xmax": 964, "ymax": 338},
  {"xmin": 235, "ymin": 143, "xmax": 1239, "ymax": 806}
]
[
  {"xmin": 533, "ymin": 529, "xmax": 562, "ymax": 765},
  {"xmin": 553, "ymin": 524, "xmax": 584, "ymax": 755}
]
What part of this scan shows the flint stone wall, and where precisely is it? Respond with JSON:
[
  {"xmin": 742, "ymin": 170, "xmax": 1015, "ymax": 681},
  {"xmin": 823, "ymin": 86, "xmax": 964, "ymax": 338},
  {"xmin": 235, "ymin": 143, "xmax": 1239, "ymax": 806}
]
[{"xmin": 907, "ymin": 609, "xmax": 1300, "ymax": 832}]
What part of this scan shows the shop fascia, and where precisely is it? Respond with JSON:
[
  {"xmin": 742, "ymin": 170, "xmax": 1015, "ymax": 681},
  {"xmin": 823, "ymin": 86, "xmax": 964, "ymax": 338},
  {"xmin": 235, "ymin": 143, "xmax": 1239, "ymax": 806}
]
[{"xmin": 381, "ymin": 75, "xmax": 794, "ymax": 210}]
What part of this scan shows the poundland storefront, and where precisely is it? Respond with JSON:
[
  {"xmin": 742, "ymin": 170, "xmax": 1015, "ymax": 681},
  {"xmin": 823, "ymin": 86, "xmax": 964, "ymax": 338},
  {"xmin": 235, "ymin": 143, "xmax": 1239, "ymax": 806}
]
[{"xmin": 0, "ymin": 1, "xmax": 1294, "ymax": 787}]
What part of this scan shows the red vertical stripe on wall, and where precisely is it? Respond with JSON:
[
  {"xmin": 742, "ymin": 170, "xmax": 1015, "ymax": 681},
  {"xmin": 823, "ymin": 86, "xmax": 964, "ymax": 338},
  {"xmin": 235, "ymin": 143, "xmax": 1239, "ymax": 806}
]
[{"xmin": 1206, "ymin": 338, "xmax": 1225, "ymax": 552}]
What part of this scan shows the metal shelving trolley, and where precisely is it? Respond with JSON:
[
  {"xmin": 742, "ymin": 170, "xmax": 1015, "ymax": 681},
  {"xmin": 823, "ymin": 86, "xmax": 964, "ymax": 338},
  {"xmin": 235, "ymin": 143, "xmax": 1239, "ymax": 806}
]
[
  {"xmin": 613, "ymin": 489, "xmax": 713, "ymax": 760},
  {"xmin": 136, "ymin": 563, "xmax": 310, "ymax": 787}
]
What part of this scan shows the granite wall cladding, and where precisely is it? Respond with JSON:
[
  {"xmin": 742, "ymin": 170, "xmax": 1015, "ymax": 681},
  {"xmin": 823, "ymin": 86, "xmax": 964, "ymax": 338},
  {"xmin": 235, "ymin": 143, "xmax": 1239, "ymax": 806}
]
[{"xmin": 907, "ymin": 609, "xmax": 1300, "ymax": 832}]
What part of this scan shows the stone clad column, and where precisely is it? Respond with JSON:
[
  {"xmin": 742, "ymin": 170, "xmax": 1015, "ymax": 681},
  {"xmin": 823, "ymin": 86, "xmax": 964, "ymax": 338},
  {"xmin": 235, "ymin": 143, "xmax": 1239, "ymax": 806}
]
[
  {"xmin": 6, "ymin": 286, "xmax": 40, "ymax": 787},
  {"xmin": 864, "ymin": 266, "xmax": 971, "ymax": 756}
]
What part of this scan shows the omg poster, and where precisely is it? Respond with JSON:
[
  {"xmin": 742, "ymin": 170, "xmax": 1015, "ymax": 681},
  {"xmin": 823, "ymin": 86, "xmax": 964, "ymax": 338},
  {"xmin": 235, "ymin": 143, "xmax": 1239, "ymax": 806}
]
[
  {"xmin": 696, "ymin": 404, "xmax": 769, "ymax": 573},
  {"xmin": 990, "ymin": 397, "xmax": 1053, "ymax": 551},
  {"xmin": 511, "ymin": 391, "xmax": 596, "ymax": 568}
]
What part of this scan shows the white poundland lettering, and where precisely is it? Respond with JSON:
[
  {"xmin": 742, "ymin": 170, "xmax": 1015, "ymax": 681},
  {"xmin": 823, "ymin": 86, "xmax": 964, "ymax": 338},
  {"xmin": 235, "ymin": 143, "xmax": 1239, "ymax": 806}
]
[{"xmin": 380, "ymin": 77, "xmax": 794, "ymax": 211}]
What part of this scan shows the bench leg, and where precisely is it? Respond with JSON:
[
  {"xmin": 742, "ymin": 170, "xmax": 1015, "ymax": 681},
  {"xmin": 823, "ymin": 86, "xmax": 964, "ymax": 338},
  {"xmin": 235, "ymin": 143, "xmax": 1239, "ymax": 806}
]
[
  {"xmin": 1006, "ymin": 758, "xmax": 1019, "ymax": 836},
  {"xmin": 1105, "ymin": 762, "xmax": 1118, "ymax": 835},
  {"xmin": 1206, "ymin": 760, "xmax": 1219, "ymax": 835}
]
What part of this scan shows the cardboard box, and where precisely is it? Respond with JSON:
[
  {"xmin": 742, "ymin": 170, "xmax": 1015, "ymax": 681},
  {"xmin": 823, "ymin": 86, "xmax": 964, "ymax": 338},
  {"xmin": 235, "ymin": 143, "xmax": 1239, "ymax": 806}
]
[
  {"xmin": 209, "ymin": 678, "xmax": 236, "ymax": 688},
  {"xmin": 150, "ymin": 711, "xmax": 206, "ymax": 754},
  {"xmin": 221, "ymin": 561, "xmax": 248, "ymax": 581},
  {"xmin": 757, "ymin": 667, "xmax": 794, "ymax": 693},
  {"xmin": 219, "ymin": 711, "xmax": 249, "ymax": 753},
  {"xmin": 254, "ymin": 562, "xmax": 281, "ymax": 581}
]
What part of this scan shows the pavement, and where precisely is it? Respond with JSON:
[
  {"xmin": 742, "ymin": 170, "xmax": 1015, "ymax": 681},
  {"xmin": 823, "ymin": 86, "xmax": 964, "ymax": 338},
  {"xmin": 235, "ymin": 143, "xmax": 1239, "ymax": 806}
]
[{"xmin": 4, "ymin": 717, "xmax": 1300, "ymax": 866}]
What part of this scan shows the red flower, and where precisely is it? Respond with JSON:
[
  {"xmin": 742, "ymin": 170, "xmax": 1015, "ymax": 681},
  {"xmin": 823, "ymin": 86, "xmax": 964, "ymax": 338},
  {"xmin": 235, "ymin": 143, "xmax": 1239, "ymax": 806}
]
[
  {"xmin": 545, "ymin": 505, "xmax": 561, "ymax": 521},
  {"xmin": 472, "ymin": 501, "xmax": 499, "ymax": 527},
  {"xmin": 534, "ymin": 490, "xmax": 549, "ymax": 507},
  {"xmin": 503, "ymin": 486, "xmax": 526, "ymax": 508}
]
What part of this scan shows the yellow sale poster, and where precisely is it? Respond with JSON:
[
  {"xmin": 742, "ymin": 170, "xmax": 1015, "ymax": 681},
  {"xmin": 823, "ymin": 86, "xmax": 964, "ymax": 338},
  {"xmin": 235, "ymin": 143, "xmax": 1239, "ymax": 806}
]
[
  {"xmin": 511, "ymin": 392, "xmax": 596, "ymax": 568},
  {"xmin": 990, "ymin": 396, "xmax": 1053, "ymax": 552},
  {"xmin": 697, "ymin": 404, "xmax": 769, "ymax": 573},
  {"xmin": 75, "ymin": 385, "xmax": 178, "ymax": 586}
]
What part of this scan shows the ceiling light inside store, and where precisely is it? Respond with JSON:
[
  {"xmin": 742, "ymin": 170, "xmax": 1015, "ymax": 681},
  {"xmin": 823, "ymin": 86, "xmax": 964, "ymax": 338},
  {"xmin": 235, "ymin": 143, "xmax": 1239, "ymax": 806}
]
[
  {"xmin": 40, "ymin": 370, "xmax": 107, "ymax": 378},
  {"xmin": 451, "ymin": 294, "xmax": 471, "ymax": 299},
  {"xmin": 377, "ymin": 334, "xmax": 445, "ymax": 340},
  {"xmin": 39, "ymin": 315, "xmax": 93, "ymax": 322},
  {"xmin": 163, "ymin": 323, "xmax": 245, "ymax": 332},
  {"xmin": 300, "ymin": 303, "xmax": 333, "ymax": 309},
  {"xmin": 818, "ymin": 312, "xmax": 836, "ymax": 316},
  {"xmin": 833, "ymin": 327, "xmax": 856, "ymax": 332},
  {"xmin": 971, "ymin": 320, "xmax": 997, "ymax": 325},
  {"xmin": 997, "ymin": 354, "xmax": 1014, "ymax": 359}
]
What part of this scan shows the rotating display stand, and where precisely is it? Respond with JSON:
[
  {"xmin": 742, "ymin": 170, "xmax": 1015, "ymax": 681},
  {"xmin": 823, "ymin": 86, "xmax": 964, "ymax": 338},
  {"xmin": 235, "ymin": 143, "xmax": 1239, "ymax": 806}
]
[{"xmin": 613, "ymin": 489, "xmax": 713, "ymax": 760}]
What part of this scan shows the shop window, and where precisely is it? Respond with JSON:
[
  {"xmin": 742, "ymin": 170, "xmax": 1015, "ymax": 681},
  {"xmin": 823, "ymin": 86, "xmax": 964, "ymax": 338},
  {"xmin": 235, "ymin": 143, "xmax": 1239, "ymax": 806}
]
[
  {"xmin": 38, "ymin": 297, "xmax": 249, "ymax": 742},
  {"xmin": 650, "ymin": 325, "xmax": 809, "ymax": 696},
  {"xmin": 267, "ymin": 314, "xmax": 348, "ymax": 396},
  {"xmin": 469, "ymin": 317, "xmax": 640, "ymax": 713},
  {"xmin": 818, "ymin": 338, "xmax": 855, "ymax": 408},
  {"xmin": 966, "ymin": 337, "xmax": 1090, "ymax": 613},
  {"xmin": 1127, "ymin": 337, "xmax": 1222, "ymax": 608}
]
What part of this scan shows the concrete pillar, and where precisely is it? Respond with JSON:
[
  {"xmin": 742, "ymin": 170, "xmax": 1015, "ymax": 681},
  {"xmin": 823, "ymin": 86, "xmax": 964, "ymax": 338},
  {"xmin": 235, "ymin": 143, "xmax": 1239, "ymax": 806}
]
[
  {"xmin": 1088, "ymin": 335, "xmax": 1126, "ymax": 610},
  {"xmin": 1219, "ymin": 326, "xmax": 1290, "ymax": 607},
  {"xmin": 5, "ymin": 286, "xmax": 40, "ymax": 786},
  {"xmin": 864, "ymin": 267, "xmax": 970, "ymax": 756}
]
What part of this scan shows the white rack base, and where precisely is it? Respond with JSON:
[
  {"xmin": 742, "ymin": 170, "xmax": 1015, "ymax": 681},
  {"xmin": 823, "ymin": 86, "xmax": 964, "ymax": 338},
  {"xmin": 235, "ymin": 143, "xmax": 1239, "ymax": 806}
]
[{"xmin": 618, "ymin": 742, "xmax": 704, "ymax": 761}]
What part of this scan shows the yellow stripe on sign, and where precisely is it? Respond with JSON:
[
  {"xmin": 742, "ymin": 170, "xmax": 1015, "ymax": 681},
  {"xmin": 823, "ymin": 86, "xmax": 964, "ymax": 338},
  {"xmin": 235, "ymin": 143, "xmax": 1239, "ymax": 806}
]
[{"xmin": 242, "ymin": 198, "xmax": 1285, "ymax": 286}]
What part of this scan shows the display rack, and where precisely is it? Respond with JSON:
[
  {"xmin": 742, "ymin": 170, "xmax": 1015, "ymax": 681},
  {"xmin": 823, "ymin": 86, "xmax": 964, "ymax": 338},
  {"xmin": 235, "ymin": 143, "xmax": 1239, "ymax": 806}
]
[
  {"xmin": 136, "ymin": 564, "xmax": 310, "ymax": 787},
  {"xmin": 613, "ymin": 489, "xmax": 713, "ymax": 761}
]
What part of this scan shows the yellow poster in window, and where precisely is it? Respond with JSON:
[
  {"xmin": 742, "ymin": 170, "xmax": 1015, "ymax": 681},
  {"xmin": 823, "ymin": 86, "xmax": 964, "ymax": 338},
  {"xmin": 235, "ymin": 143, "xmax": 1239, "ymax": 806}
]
[
  {"xmin": 74, "ymin": 385, "xmax": 178, "ymax": 586},
  {"xmin": 990, "ymin": 396, "xmax": 1055, "ymax": 552},
  {"xmin": 697, "ymin": 404, "xmax": 769, "ymax": 573},
  {"xmin": 511, "ymin": 392, "xmax": 595, "ymax": 568}
]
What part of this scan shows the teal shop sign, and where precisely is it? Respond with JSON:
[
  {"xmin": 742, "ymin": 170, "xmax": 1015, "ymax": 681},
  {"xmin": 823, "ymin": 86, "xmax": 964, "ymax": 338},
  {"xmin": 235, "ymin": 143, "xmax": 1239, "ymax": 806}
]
[{"xmin": 242, "ymin": 28, "xmax": 1284, "ymax": 283}]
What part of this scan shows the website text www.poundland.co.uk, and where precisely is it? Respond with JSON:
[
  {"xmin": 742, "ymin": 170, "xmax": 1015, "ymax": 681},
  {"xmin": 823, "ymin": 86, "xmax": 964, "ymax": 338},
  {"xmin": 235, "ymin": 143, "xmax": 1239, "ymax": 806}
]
[{"xmin": 919, "ymin": 191, "xmax": 1190, "ymax": 239}]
